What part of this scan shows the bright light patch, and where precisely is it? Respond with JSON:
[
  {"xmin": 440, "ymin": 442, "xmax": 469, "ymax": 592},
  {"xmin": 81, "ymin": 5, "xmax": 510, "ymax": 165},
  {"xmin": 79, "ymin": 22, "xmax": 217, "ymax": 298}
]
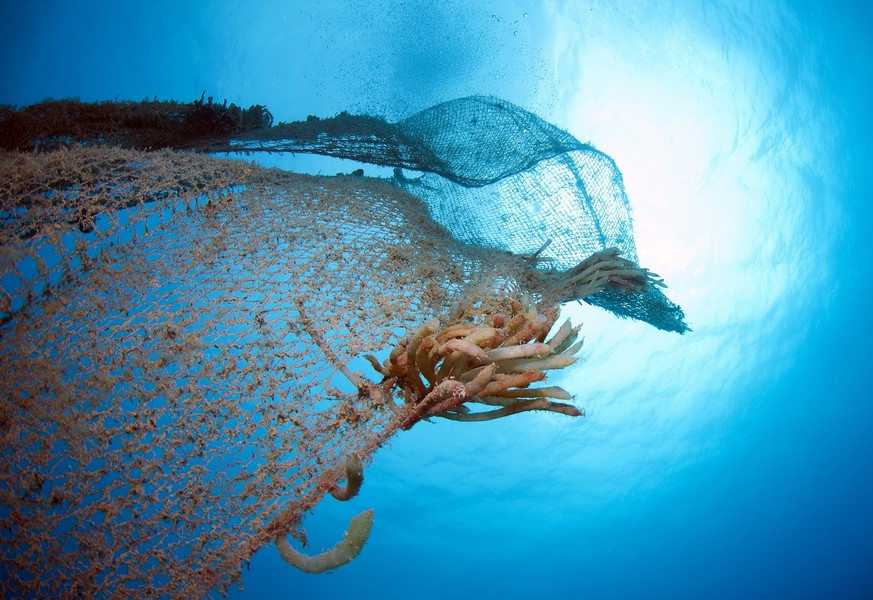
[{"xmin": 503, "ymin": 0, "xmax": 847, "ymax": 499}]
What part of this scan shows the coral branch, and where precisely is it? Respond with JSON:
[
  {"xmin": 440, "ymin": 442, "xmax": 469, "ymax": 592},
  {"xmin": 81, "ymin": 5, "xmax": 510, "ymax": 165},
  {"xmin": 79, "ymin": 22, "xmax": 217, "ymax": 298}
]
[
  {"xmin": 556, "ymin": 247, "xmax": 663, "ymax": 299},
  {"xmin": 329, "ymin": 454, "xmax": 364, "ymax": 501},
  {"xmin": 275, "ymin": 509, "xmax": 374, "ymax": 574},
  {"xmin": 441, "ymin": 399, "xmax": 552, "ymax": 421},
  {"xmin": 370, "ymin": 298, "xmax": 585, "ymax": 429},
  {"xmin": 487, "ymin": 385, "xmax": 573, "ymax": 400}
]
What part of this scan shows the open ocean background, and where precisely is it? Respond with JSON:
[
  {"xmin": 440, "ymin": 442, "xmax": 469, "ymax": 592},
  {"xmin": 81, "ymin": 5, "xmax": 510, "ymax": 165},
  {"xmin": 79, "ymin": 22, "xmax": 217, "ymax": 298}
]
[{"xmin": 2, "ymin": 1, "xmax": 871, "ymax": 598}]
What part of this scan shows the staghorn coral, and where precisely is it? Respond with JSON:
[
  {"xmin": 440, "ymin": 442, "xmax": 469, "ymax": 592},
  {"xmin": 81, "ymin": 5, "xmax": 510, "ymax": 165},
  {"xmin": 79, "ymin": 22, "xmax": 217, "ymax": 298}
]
[
  {"xmin": 329, "ymin": 453, "xmax": 365, "ymax": 502},
  {"xmin": 554, "ymin": 246, "xmax": 666, "ymax": 299},
  {"xmin": 366, "ymin": 295, "xmax": 584, "ymax": 429},
  {"xmin": 275, "ymin": 509, "xmax": 374, "ymax": 574}
]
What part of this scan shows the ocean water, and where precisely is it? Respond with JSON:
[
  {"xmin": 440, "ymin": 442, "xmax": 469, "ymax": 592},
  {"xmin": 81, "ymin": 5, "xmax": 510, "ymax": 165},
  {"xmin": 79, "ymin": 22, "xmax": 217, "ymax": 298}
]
[{"xmin": 2, "ymin": 1, "xmax": 871, "ymax": 598}]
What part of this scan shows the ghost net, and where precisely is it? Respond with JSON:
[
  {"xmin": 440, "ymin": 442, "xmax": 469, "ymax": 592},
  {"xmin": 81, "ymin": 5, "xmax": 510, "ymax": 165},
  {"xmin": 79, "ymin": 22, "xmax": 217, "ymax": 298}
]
[{"xmin": 0, "ymin": 97, "xmax": 686, "ymax": 597}]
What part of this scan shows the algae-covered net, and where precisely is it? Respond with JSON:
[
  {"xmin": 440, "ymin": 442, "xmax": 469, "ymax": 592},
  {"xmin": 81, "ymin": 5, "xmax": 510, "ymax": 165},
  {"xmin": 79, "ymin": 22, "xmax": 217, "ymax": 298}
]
[{"xmin": 0, "ymin": 97, "xmax": 687, "ymax": 597}]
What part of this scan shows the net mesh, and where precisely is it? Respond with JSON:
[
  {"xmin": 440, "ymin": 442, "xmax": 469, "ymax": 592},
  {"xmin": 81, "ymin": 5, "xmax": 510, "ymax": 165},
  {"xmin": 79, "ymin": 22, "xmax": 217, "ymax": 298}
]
[
  {"xmin": 0, "ymin": 97, "xmax": 686, "ymax": 597},
  {"xmin": 209, "ymin": 96, "xmax": 687, "ymax": 332}
]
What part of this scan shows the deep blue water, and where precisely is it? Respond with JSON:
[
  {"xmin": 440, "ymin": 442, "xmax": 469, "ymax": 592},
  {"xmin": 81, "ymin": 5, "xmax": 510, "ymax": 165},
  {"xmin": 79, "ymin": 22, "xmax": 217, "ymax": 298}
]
[{"xmin": 2, "ymin": 1, "xmax": 872, "ymax": 598}]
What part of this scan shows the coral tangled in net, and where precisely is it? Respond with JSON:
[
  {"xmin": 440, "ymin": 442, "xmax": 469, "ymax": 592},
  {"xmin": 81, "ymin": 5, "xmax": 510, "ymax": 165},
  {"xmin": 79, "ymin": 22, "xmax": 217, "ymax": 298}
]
[
  {"xmin": 274, "ymin": 296, "xmax": 585, "ymax": 572},
  {"xmin": 368, "ymin": 295, "xmax": 583, "ymax": 428}
]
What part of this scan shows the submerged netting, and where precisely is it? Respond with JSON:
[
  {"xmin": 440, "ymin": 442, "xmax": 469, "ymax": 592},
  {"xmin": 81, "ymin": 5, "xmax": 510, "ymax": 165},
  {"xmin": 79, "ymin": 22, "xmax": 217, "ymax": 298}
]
[
  {"xmin": 0, "ymin": 97, "xmax": 687, "ymax": 597},
  {"xmin": 202, "ymin": 96, "xmax": 686, "ymax": 332}
]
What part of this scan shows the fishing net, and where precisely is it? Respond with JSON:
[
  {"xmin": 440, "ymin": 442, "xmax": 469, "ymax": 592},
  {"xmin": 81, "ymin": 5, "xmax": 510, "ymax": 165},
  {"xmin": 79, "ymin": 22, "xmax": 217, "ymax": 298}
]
[
  {"xmin": 0, "ymin": 97, "xmax": 687, "ymax": 597},
  {"xmin": 200, "ymin": 96, "xmax": 686, "ymax": 332}
]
